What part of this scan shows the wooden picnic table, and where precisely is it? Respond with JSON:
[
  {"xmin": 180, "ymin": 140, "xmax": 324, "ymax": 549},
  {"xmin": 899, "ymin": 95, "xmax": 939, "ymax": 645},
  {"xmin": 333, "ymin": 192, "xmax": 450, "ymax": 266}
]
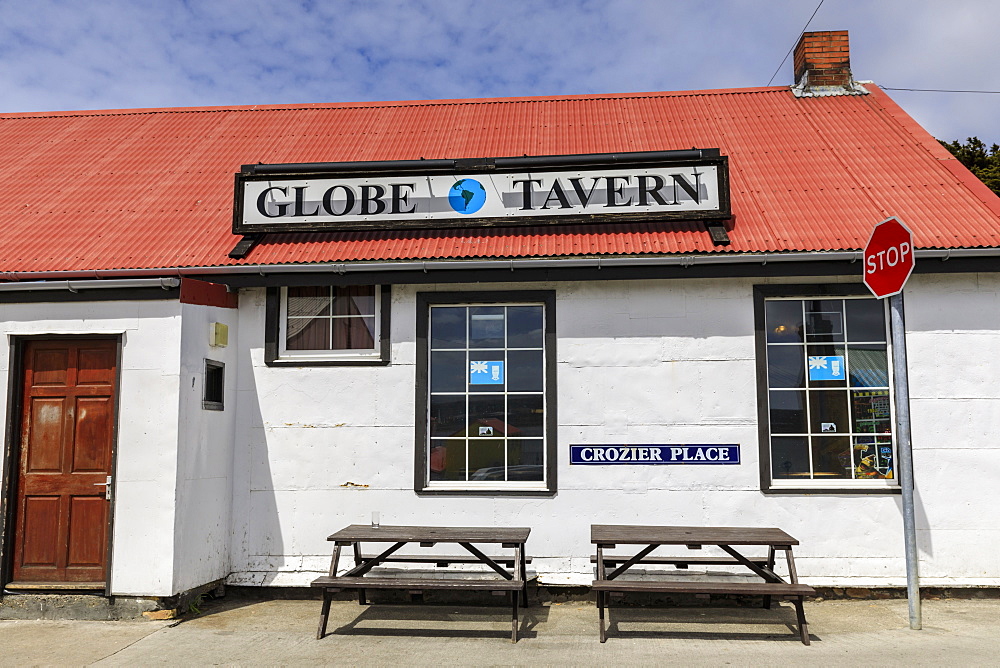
[
  {"xmin": 591, "ymin": 524, "xmax": 815, "ymax": 644},
  {"xmin": 311, "ymin": 524, "xmax": 530, "ymax": 642}
]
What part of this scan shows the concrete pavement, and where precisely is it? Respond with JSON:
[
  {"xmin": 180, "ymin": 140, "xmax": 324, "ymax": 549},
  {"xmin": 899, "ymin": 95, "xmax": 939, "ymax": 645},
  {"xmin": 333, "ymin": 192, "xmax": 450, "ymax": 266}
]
[{"xmin": 1, "ymin": 594, "xmax": 998, "ymax": 666}]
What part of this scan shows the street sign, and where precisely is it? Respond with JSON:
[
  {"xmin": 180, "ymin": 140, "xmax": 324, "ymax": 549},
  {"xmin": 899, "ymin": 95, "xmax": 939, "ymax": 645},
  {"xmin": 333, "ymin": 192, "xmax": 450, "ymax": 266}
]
[
  {"xmin": 570, "ymin": 444, "xmax": 740, "ymax": 465},
  {"xmin": 863, "ymin": 217, "xmax": 921, "ymax": 628},
  {"xmin": 863, "ymin": 217, "xmax": 914, "ymax": 298}
]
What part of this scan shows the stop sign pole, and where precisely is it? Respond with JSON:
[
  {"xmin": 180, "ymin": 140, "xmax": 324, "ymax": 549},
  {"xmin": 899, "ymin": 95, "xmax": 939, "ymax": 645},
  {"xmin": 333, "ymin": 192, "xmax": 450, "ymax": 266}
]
[{"xmin": 864, "ymin": 217, "xmax": 920, "ymax": 630}]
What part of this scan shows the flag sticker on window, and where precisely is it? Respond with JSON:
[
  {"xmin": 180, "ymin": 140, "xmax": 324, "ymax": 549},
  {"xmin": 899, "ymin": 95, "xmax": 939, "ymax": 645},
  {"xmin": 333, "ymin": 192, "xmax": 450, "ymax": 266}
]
[
  {"xmin": 808, "ymin": 355, "xmax": 845, "ymax": 381},
  {"xmin": 470, "ymin": 360, "xmax": 504, "ymax": 384}
]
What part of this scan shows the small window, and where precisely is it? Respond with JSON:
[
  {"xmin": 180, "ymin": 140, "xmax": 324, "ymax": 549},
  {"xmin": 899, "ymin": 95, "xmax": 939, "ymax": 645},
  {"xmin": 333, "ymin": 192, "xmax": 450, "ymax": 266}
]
[
  {"xmin": 755, "ymin": 285, "xmax": 898, "ymax": 492},
  {"xmin": 203, "ymin": 360, "xmax": 225, "ymax": 411},
  {"xmin": 415, "ymin": 291, "xmax": 556, "ymax": 495},
  {"xmin": 265, "ymin": 285, "xmax": 390, "ymax": 366}
]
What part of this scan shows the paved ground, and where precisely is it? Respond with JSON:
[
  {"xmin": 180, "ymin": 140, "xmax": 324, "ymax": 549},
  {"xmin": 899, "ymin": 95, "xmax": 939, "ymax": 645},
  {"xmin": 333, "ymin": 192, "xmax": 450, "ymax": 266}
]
[{"xmin": 1, "ymin": 595, "xmax": 997, "ymax": 666}]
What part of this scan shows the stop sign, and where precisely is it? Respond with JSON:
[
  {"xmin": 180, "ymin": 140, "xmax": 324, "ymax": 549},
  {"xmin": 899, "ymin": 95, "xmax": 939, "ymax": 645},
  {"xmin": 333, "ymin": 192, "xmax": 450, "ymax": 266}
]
[{"xmin": 863, "ymin": 217, "xmax": 914, "ymax": 298}]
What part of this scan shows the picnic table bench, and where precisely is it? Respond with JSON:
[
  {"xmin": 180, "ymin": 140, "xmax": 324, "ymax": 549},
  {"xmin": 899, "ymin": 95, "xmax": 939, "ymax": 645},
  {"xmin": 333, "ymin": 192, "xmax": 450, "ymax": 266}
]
[
  {"xmin": 591, "ymin": 524, "xmax": 815, "ymax": 645},
  {"xmin": 311, "ymin": 524, "xmax": 530, "ymax": 642}
]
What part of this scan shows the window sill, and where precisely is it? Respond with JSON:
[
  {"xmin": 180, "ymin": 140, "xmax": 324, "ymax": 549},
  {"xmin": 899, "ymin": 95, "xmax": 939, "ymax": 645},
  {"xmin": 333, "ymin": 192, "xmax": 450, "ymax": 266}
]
[
  {"xmin": 265, "ymin": 354, "xmax": 389, "ymax": 367},
  {"xmin": 763, "ymin": 481, "xmax": 900, "ymax": 494},
  {"xmin": 418, "ymin": 483, "xmax": 555, "ymax": 497}
]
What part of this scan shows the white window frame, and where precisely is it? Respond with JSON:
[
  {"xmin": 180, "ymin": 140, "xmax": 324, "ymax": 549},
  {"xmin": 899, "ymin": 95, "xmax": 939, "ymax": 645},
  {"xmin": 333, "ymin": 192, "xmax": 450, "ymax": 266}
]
[
  {"xmin": 758, "ymin": 289, "xmax": 900, "ymax": 492},
  {"xmin": 416, "ymin": 291, "xmax": 556, "ymax": 495},
  {"xmin": 265, "ymin": 284, "xmax": 389, "ymax": 366}
]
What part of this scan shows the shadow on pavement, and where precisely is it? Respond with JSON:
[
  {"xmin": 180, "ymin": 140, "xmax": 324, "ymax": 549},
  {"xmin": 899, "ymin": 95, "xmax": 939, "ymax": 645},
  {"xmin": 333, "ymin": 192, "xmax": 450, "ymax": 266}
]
[
  {"xmin": 329, "ymin": 602, "xmax": 549, "ymax": 641},
  {"xmin": 601, "ymin": 602, "xmax": 818, "ymax": 644}
]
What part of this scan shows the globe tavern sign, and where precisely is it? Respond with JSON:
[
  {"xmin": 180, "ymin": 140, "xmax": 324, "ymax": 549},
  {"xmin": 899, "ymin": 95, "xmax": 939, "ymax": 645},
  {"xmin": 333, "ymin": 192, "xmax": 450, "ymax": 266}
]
[{"xmin": 233, "ymin": 149, "xmax": 730, "ymax": 233}]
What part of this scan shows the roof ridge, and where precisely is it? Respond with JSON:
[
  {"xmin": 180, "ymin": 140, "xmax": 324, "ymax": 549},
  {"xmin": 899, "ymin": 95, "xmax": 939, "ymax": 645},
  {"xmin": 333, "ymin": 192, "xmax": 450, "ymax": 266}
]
[{"xmin": 0, "ymin": 86, "xmax": 790, "ymax": 120}]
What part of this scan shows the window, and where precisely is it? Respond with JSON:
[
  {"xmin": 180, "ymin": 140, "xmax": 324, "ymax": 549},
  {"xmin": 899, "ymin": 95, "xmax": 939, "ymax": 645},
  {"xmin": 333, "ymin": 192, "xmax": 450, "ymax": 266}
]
[
  {"xmin": 265, "ymin": 285, "xmax": 390, "ymax": 365},
  {"xmin": 755, "ymin": 286, "xmax": 897, "ymax": 492},
  {"xmin": 415, "ymin": 291, "xmax": 556, "ymax": 494},
  {"xmin": 203, "ymin": 359, "xmax": 224, "ymax": 410}
]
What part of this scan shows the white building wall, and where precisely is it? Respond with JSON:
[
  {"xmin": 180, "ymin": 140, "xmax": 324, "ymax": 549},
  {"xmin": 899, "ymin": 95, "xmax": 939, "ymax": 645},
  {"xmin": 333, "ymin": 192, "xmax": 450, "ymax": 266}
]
[
  {"xmin": 231, "ymin": 276, "xmax": 999, "ymax": 589},
  {"xmin": 0, "ymin": 299, "xmax": 183, "ymax": 595},
  {"xmin": 172, "ymin": 302, "xmax": 240, "ymax": 593},
  {"xmin": 8, "ymin": 272, "xmax": 998, "ymax": 595},
  {"xmin": 905, "ymin": 272, "xmax": 1000, "ymax": 586}
]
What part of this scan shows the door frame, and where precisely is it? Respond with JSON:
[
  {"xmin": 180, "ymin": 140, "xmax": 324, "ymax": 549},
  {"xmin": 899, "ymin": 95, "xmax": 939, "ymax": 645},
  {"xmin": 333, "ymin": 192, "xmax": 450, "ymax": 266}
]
[{"xmin": 0, "ymin": 334, "xmax": 123, "ymax": 595}]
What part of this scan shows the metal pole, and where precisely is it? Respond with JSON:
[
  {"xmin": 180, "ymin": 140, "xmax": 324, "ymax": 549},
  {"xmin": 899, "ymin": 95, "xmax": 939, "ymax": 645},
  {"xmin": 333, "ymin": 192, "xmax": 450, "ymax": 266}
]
[{"xmin": 890, "ymin": 292, "xmax": 921, "ymax": 629}]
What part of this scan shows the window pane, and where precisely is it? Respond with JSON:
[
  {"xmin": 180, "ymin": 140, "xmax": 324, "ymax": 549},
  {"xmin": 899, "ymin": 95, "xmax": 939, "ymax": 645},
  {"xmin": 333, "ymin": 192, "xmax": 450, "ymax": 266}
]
[
  {"xmin": 332, "ymin": 316, "xmax": 375, "ymax": 350},
  {"xmin": 809, "ymin": 390, "xmax": 849, "ymax": 434},
  {"xmin": 508, "ymin": 394, "xmax": 543, "ymax": 437},
  {"xmin": 204, "ymin": 361, "xmax": 224, "ymax": 407},
  {"xmin": 854, "ymin": 436, "xmax": 894, "ymax": 479},
  {"xmin": 469, "ymin": 440, "xmax": 506, "ymax": 479},
  {"xmin": 765, "ymin": 301, "xmax": 804, "ymax": 343},
  {"xmin": 431, "ymin": 351, "xmax": 466, "ymax": 392},
  {"xmin": 278, "ymin": 285, "xmax": 383, "ymax": 359},
  {"xmin": 806, "ymin": 344, "xmax": 847, "ymax": 388},
  {"xmin": 771, "ymin": 436, "xmax": 809, "ymax": 478},
  {"xmin": 851, "ymin": 390, "xmax": 892, "ymax": 434},
  {"xmin": 769, "ymin": 391, "xmax": 807, "ymax": 433},
  {"xmin": 811, "ymin": 436, "xmax": 851, "ymax": 478},
  {"xmin": 507, "ymin": 439, "xmax": 544, "ymax": 480},
  {"xmin": 287, "ymin": 317, "xmax": 329, "ymax": 350},
  {"xmin": 468, "ymin": 395, "xmax": 505, "ymax": 436},
  {"xmin": 804, "ymin": 300, "xmax": 844, "ymax": 342},
  {"xmin": 469, "ymin": 307, "xmax": 505, "ymax": 348},
  {"xmin": 424, "ymin": 297, "xmax": 548, "ymax": 490},
  {"xmin": 429, "ymin": 395, "xmax": 467, "ymax": 437},
  {"xmin": 507, "ymin": 306, "xmax": 543, "ymax": 348},
  {"xmin": 846, "ymin": 299, "xmax": 886, "ymax": 342},
  {"xmin": 287, "ymin": 286, "xmax": 330, "ymax": 318},
  {"xmin": 431, "ymin": 307, "xmax": 467, "ymax": 349},
  {"xmin": 848, "ymin": 345, "xmax": 889, "ymax": 388},
  {"xmin": 767, "ymin": 345, "xmax": 805, "ymax": 388},
  {"xmin": 468, "ymin": 351, "xmax": 506, "ymax": 393},
  {"xmin": 507, "ymin": 350, "xmax": 543, "ymax": 392},
  {"xmin": 429, "ymin": 439, "xmax": 464, "ymax": 481},
  {"xmin": 763, "ymin": 296, "xmax": 895, "ymax": 487},
  {"xmin": 332, "ymin": 285, "xmax": 375, "ymax": 316}
]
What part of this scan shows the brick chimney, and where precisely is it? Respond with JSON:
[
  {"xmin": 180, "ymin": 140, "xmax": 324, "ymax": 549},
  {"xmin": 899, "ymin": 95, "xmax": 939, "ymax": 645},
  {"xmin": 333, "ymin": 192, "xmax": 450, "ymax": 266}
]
[{"xmin": 793, "ymin": 30, "xmax": 855, "ymax": 92}]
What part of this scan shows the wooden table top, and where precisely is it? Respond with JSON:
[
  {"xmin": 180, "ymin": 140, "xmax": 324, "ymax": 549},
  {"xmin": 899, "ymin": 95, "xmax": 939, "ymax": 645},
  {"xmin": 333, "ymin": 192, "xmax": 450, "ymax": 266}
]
[
  {"xmin": 591, "ymin": 524, "xmax": 798, "ymax": 546},
  {"xmin": 327, "ymin": 525, "xmax": 531, "ymax": 543}
]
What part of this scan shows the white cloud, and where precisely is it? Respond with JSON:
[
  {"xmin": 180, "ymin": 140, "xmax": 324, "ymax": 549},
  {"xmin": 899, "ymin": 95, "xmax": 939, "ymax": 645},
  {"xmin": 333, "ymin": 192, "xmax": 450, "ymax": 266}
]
[{"xmin": 0, "ymin": 0, "xmax": 997, "ymax": 141}]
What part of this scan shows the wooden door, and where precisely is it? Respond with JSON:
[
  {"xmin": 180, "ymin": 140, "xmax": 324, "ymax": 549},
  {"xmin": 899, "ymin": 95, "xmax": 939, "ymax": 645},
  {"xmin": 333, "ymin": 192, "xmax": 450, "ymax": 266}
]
[{"xmin": 11, "ymin": 339, "xmax": 118, "ymax": 585}]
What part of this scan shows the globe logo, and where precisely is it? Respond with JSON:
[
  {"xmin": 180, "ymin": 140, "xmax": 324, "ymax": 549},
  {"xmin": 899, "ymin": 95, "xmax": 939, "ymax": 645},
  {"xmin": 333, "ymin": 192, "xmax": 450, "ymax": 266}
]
[{"xmin": 448, "ymin": 178, "xmax": 487, "ymax": 214}]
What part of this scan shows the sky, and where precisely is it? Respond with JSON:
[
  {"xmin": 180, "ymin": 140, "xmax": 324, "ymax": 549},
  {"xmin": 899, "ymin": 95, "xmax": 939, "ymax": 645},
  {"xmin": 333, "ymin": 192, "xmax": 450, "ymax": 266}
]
[{"xmin": 1, "ymin": 0, "xmax": 998, "ymax": 143}]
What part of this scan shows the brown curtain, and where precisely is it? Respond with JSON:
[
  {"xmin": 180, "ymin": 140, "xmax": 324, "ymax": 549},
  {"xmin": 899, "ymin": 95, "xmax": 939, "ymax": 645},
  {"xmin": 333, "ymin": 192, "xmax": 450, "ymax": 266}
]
[
  {"xmin": 287, "ymin": 286, "xmax": 376, "ymax": 351},
  {"xmin": 286, "ymin": 286, "xmax": 331, "ymax": 350}
]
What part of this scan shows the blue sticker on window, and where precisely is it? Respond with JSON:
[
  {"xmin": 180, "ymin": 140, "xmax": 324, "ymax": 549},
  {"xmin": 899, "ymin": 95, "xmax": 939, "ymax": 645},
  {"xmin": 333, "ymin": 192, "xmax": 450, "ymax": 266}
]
[
  {"xmin": 808, "ymin": 355, "xmax": 845, "ymax": 381},
  {"xmin": 470, "ymin": 360, "xmax": 504, "ymax": 384}
]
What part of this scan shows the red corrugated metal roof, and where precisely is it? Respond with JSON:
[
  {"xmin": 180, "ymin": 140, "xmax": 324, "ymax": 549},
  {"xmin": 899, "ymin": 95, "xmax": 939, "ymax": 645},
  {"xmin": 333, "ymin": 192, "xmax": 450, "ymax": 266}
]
[{"xmin": 1, "ymin": 84, "xmax": 998, "ymax": 275}]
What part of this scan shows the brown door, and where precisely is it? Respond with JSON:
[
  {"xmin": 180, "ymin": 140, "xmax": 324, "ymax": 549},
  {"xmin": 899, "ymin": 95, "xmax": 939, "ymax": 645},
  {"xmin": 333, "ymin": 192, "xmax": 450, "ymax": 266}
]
[{"xmin": 11, "ymin": 339, "xmax": 117, "ymax": 585}]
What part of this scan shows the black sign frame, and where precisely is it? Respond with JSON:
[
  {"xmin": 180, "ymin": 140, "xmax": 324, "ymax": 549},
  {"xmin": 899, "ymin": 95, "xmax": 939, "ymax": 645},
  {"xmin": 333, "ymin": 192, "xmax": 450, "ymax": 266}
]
[{"xmin": 232, "ymin": 149, "xmax": 731, "ymax": 234}]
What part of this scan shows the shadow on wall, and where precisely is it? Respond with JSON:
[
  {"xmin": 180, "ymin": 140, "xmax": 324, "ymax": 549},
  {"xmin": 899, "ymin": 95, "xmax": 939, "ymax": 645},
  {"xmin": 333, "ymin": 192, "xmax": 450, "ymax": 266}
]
[
  {"xmin": 234, "ymin": 345, "xmax": 284, "ymax": 586},
  {"xmin": 905, "ymin": 485, "xmax": 931, "ymax": 560}
]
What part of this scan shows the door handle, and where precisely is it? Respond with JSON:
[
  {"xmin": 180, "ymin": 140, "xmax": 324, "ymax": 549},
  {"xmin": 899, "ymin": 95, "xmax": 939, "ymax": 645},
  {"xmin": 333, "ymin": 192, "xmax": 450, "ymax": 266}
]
[{"xmin": 93, "ymin": 475, "xmax": 112, "ymax": 501}]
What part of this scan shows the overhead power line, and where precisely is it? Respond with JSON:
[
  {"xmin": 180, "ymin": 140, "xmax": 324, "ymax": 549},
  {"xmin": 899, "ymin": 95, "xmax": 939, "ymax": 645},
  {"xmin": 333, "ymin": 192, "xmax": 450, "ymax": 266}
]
[
  {"xmin": 766, "ymin": 0, "xmax": 825, "ymax": 87},
  {"xmin": 882, "ymin": 87, "xmax": 1000, "ymax": 94}
]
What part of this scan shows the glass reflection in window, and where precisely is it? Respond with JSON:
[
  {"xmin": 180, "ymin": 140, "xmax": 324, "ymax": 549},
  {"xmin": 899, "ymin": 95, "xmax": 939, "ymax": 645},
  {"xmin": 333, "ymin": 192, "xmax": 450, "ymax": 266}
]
[
  {"xmin": 427, "ymin": 302, "xmax": 546, "ymax": 485},
  {"xmin": 764, "ymin": 296, "xmax": 894, "ymax": 485}
]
